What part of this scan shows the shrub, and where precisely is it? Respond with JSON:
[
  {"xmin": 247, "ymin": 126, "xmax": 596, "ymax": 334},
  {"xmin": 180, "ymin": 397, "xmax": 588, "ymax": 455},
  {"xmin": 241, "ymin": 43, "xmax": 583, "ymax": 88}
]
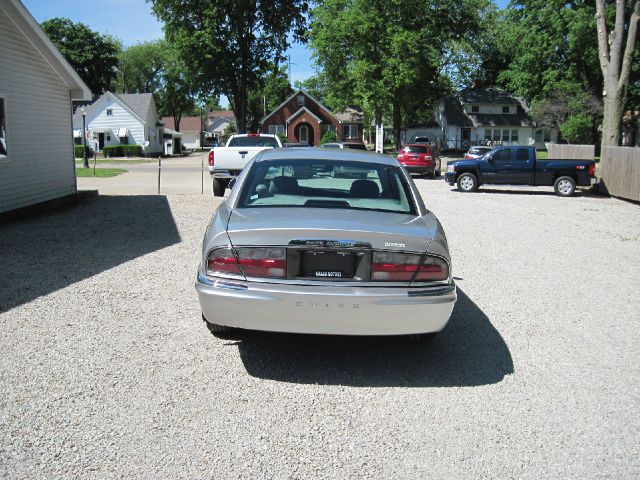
[
  {"xmin": 74, "ymin": 145, "xmax": 93, "ymax": 158},
  {"xmin": 103, "ymin": 145, "xmax": 143, "ymax": 157},
  {"xmin": 560, "ymin": 114, "xmax": 592, "ymax": 145},
  {"xmin": 320, "ymin": 130, "xmax": 338, "ymax": 144}
]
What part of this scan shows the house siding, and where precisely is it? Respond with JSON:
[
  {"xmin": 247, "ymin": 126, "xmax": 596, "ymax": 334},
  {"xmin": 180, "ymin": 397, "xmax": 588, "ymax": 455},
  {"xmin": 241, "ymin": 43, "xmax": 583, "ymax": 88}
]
[
  {"xmin": 0, "ymin": 8, "xmax": 76, "ymax": 213},
  {"xmin": 80, "ymin": 97, "xmax": 145, "ymax": 151}
]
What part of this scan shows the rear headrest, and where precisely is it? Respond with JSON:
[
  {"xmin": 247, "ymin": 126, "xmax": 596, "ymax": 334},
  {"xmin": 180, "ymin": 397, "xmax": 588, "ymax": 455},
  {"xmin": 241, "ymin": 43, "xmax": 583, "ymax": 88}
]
[
  {"xmin": 350, "ymin": 179, "xmax": 380, "ymax": 198},
  {"xmin": 269, "ymin": 176, "xmax": 299, "ymax": 194}
]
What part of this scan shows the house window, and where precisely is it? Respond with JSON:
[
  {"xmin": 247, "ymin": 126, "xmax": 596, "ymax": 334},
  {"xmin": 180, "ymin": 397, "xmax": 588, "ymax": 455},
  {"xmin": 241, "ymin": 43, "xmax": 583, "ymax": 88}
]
[
  {"xmin": 484, "ymin": 129, "xmax": 492, "ymax": 139},
  {"xmin": 544, "ymin": 129, "xmax": 551, "ymax": 142},
  {"xmin": 502, "ymin": 129, "xmax": 510, "ymax": 141},
  {"xmin": 107, "ymin": 135, "xmax": 111, "ymax": 142},
  {"xmin": 502, "ymin": 106, "xmax": 510, "ymax": 113},
  {"xmin": 0, "ymin": 97, "xmax": 7, "ymax": 158},
  {"xmin": 106, "ymin": 109, "xmax": 113, "ymax": 116},
  {"xmin": 343, "ymin": 124, "xmax": 358, "ymax": 139},
  {"xmin": 511, "ymin": 129, "xmax": 519, "ymax": 142},
  {"xmin": 296, "ymin": 95, "xmax": 305, "ymax": 106},
  {"xmin": 268, "ymin": 124, "xmax": 285, "ymax": 135},
  {"xmin": 471, "ymin": 105, "xmax": 479, "ymax": 113},
  {"xmin": 493, "ymin": 129, "xmax": 501, "ymax": 141},
  {"xmin": 322, "ymin": 124, "xmax": 336, "ymax": 134}
]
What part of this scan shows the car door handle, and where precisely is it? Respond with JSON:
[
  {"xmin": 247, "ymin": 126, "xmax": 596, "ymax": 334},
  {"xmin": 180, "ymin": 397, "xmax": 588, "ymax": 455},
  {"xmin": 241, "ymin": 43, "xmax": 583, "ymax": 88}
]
[
  {"xmin": 239, "ymin": 151, "xmax": 248, "ymax": 155},
  {"xmin": 504, "ymin": 164, "xmax": 513, "ymax": 167}
]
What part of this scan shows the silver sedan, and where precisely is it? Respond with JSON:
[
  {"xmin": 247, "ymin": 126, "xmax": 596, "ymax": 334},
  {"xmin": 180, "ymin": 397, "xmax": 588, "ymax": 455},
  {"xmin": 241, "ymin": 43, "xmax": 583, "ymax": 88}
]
[{"xmin": 195, "ymin": 148, "xmax": 456, "ymax": 336}]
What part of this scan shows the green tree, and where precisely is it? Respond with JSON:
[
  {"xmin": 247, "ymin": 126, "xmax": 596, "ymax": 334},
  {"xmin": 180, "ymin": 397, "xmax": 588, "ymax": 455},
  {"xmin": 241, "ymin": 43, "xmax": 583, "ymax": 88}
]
[
  {"xmin": 247, "ymin": 66, "xmax": 293, "ymax": 132},
  {"xmin": 149, "ymin": 0, "xmax": 308, "ymax": 133},
  {"xmin": 116, "ymin": 40, "xmax": 167, "ymax": 93},
  {"xmin": 155, "ymin": 52, "xmax": 196, "ymax": 132},
  {"xmin": 41, "ymin": 18, "xmax": 120, "ymax": 94},
  {"xmin": 310, "ymin": 0, "xmax": 488, "ymax": 148}
]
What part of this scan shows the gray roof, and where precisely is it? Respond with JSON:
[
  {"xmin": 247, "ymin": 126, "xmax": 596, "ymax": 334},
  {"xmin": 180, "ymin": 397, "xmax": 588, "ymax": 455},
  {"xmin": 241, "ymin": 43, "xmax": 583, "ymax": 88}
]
[
  {"xmin": 443, "ymin": 88, "xmax": 535, "ymax": 128},
  {"xmin": 334, "ymin": 107, "xmax": 363, "ymax": 123},
  {"xmin": 457, "ymin": 86, "xmax": 525, "ymax": 105},
  {"xmin": 115, "ymin": 93, "xmax": 154, "ymax": 121}
]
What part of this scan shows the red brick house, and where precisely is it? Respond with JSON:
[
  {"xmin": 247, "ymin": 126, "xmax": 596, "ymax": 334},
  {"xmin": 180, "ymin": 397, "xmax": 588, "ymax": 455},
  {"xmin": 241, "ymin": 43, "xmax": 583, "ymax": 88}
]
[{"xmin": 261, "ymin": 90, "xmax": 363, "ymax": 146}]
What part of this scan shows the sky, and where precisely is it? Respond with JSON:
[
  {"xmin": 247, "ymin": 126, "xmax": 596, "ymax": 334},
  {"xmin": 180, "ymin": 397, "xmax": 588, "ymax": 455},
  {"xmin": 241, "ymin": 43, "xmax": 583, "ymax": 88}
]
[{"xmin": 23, "ymin": 0, "xmax": 510, "ymax": 105}]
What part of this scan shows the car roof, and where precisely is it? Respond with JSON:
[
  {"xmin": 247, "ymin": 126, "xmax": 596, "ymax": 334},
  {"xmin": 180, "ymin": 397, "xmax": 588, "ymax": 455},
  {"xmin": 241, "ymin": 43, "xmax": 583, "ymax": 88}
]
[{"xmin": 256, "ymin": 147, "xmax": 398, "ymax": 166}]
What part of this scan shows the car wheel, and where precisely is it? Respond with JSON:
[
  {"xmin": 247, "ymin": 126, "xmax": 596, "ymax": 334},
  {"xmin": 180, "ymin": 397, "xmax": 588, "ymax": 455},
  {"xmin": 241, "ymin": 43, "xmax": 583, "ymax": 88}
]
[
  {"xmin": 554, "ymin": 176, "xmax": 576, "ymax": 196},
  {"xmin": 202, "ymin": 313, "xmax": 232, "ymax": 336},
  {"xmin": 457, "ymin": 172, "xmax": 478, "ymax": 192},
  {"xmin": 427, "ymin": 169, "xmax": 435, "ymax": 179},
  {"xmin": 435, "ymin": 160, "xmax": 441, "ymax": 177},
  {"xmin": 212, "ymin": 178, "xmax": 227, "ymax": 197}
]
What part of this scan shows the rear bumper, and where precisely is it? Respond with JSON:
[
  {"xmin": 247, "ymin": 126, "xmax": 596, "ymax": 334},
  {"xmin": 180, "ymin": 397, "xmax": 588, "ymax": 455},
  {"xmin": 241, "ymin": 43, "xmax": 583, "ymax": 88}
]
[
  {"xmin": 209, "ymin": 168, "xmax": 241, "ymax": 178},
  {"xmin": 196, "ymin": 272, "xmax": 456, "ymax": 335}
]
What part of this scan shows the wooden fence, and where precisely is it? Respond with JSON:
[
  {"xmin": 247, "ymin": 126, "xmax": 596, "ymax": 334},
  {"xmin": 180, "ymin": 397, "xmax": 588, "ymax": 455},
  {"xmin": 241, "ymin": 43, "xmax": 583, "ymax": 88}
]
[
  {"xmin": 599, "ymin": 146, "xmax": 640, "ymax": 202},
  {"xmin": 546, "ymin": 144, "xmax": 595, "ymax": 160}
]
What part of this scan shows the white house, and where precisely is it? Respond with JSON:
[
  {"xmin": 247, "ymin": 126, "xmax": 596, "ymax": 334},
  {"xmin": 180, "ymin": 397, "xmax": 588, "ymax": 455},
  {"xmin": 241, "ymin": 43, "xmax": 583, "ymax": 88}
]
[
  {"xmin": 0, "ymin": 0, "xmax": 91, "ymax": 215},
  {"xmin": 206, "ymin": 110, "xmax": 236, "ymax": 143},
  {"xmin": 73, "ymin": 92, "xmax": 165, "ymax": 155},
  {"xmin": 435, "ymin": 83, "xmax": 558, "ymax": 150}
]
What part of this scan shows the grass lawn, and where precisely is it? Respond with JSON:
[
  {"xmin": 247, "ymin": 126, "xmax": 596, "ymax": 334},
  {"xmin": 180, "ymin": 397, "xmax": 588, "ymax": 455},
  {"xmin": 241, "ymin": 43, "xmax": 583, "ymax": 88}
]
[
  {"xmin": 76, "ymin": 167, "xmax": 127, "ymax": 178},
  {"xmin": 75, "ymin": 158, "xmax": 156, "ymax": 165}
]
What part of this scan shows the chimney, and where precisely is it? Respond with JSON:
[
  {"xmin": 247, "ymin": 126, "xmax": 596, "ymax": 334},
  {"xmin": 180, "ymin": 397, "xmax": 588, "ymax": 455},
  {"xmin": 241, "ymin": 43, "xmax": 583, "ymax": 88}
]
[{"xmin": 471, "ymin": 79, "xmax": 482, "ymax": 89}]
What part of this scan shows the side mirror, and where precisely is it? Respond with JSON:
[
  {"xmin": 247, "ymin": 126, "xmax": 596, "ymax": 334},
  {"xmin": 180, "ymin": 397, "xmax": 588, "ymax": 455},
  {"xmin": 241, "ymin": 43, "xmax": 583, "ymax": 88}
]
[
  {"xmin": 228, "ymin": 178, "xmax": 237, "ymax": 190},
  {"xmin": 486, "ymin": 155, "xmax": 494, "ymax": 162}
]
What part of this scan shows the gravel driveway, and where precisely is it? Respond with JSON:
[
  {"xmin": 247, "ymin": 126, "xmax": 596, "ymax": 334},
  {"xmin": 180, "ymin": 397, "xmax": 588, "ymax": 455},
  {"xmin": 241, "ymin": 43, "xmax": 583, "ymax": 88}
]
[{"xmin": 1, "ymin": 180, "xmax": 638, "ymax": 479}]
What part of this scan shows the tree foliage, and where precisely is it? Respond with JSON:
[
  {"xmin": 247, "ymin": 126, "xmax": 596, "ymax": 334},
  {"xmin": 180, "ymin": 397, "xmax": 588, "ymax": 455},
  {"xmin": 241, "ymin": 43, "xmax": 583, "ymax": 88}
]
[
  {"xmin": 115, "ymin": 40, "xmax": 168, "ymax": 94},
  {"xmin": 247, "ymin": 66, "xmax": 293, "ymax": 132},
  {"xmin": 149, "ymin": 0, "xmax": 308, "ymax": 133},
  {"xmin": 309, "ymin": 0, "xmax": 488, "ymax": 147},
  {"xmin": 41, "ymin": 18, "xmax": 120, "ymax": 94}
]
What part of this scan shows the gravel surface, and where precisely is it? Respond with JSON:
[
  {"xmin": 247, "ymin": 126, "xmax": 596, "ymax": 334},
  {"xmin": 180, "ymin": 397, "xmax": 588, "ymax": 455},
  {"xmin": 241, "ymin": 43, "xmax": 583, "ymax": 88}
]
[{"xmin": 1, "ymin": 181, "xmax": 639, "ymax": 479}]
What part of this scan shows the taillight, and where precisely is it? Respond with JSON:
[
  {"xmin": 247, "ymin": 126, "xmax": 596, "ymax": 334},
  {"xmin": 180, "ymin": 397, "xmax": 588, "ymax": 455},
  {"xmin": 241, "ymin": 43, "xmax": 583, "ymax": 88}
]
[
  {"xmin": 425, "ymin": 155, "xmax": 433, "ymax": 163},
  {"xmin": 207, "ymin": 247, "xmax": 241, "ymax": 276},
  {"xmin": 236, "ymin": 247, "xmax": 286, "ymax": 278},
  {"xmin": 371, "ymin": 252, "xmax": 448, "ymax": 282},
  {"xmin": 588, "ymin": 163, "xmax": 595, "ymax": 177},
  {"xmin": 208, "ymin": 150, "xmax": 214, "ymax": 166},
  {"xmin": 206, "ymin": 247, "xmax": 286, "ymax": 279},
  {"xmin": 464, "ymin": 155, "xmax": 471, "ymax": 159}
]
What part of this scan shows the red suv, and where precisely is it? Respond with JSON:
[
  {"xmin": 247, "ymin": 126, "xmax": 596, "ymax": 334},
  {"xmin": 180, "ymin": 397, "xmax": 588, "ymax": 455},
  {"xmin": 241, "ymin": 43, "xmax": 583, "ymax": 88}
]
[{"xmin": 396, "ymin": 144, "xmax": 441, "ymax": 178}]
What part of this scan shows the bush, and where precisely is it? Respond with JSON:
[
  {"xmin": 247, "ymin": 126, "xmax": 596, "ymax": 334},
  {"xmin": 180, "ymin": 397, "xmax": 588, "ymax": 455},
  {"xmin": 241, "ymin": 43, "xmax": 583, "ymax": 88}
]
[
  {"xmin": 74, "ymin": 145, "xmax": 93, "ymax": 158},
  {"xmin": 103, "ymin": 145, "xmax": 143, "ymax": 157},
  {"xmin": 560, "ymin": 114, "xmax": 592, "ymax": 145},
  {"xmin": 320, "ymin": 130, "xmax": 338, "ymax": 144}
]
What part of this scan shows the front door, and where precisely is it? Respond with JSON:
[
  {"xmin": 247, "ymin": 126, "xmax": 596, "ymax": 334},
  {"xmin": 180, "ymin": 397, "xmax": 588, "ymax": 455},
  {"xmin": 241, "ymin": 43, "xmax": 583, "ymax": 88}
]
[
  {"xmin": 299, "ymin": 125, "xmax": 309, "ymax": 144},
  {"xmin": 461, "ymin": 128, "xmax": 471, "ymax": 148},
  {"xmin": 98, "ymin": 132, "xmax": 105, "ymax": 151}
]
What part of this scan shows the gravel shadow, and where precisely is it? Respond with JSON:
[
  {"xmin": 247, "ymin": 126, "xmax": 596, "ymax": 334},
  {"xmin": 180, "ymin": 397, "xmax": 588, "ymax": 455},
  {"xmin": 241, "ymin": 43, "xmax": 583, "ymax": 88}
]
[
  {"xmin": 0, "ymin": 195, "xmax": 181, "ymax": 314},
  {"xmin": 219, "ymin": 288, "xmax": 513, "ymax": 388}
]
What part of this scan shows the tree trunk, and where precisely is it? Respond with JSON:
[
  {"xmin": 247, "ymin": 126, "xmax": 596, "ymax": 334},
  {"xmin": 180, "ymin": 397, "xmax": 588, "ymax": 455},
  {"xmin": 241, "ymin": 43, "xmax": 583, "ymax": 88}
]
[
  {"xmin": 392, "ymin": 100, "xmax": 402, "ymax": 150},
  {"xmin": 174, "ymin": 114, "xmax": 181, "ymax": 133},
  {"xmin": 596, "ymin": 0, "xmax": 640, "ymax": 147}
]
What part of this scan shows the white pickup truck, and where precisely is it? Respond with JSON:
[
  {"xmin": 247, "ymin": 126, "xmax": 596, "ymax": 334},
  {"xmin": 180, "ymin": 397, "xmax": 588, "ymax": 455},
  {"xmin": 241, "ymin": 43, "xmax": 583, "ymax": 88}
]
[{"xmin": 208, "ymin": 133, "xmax": 282, "ymax": 196}]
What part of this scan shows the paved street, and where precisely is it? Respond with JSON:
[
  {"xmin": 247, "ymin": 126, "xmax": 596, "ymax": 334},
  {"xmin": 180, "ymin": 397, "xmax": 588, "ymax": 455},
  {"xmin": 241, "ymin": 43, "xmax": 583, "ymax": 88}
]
[{"xmin": 1, "ymin": 177, "xmax": 639, "ymax": 478}]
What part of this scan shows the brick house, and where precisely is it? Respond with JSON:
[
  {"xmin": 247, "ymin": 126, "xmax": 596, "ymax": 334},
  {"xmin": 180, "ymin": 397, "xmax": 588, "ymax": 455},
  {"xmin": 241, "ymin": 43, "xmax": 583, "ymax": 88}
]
[{"xmin": 261, "ymin": 90, "xmax": 363, "ymax": 146}]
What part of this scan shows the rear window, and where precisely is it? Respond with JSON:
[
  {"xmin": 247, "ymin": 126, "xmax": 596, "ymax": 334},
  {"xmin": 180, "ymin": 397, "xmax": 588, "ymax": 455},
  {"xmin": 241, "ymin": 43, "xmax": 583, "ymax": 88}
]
[
  {"xmin": 403, "ymin": 145, "xmax": 430, "ymax": 154},
  {"xmin": 228, "ymin": 136, "xmax": 279, "ymax": 148},
  {"xmin": 238, "ymin": 159, "xmax": 416, "ymax": 215}
]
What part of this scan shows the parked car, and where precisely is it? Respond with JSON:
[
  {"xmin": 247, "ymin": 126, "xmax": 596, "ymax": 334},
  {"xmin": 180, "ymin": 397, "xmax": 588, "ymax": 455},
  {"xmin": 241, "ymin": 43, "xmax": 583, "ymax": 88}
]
[
  {"xmin": 208, "ymin": 133, "xmax": 282, "ymax": 196},
  {"xmin": 463, "ymin": 146, "xmax": 493, "ymax": 159},
  {"xmin": 196, "ymin": 148, "xmax": 457, "ymax": 337},
  {"xmin": 283, "ymin": 142, "xmax": 310, "ymax": 148},
  {"xmin": 396, "ymin": 144, "xmax": 442, "ymax": 178},
  {"xmin": 321, "ymin": 142, "xmax": 368, "ymax": 150},
  {"xmin": 444, "ymin": 145, "xmax": 596, "ymax": 196},
  {"xmin": 413, "ymin": 136, "xmax": 432, "ymax": 144}
]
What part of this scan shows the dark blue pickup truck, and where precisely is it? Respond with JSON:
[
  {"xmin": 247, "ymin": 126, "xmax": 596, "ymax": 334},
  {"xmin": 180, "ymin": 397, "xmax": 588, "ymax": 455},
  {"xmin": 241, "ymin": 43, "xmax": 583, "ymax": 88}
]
[{"xmin": 444, "ymin": 146, "xmax": 596, "ymax": 196}]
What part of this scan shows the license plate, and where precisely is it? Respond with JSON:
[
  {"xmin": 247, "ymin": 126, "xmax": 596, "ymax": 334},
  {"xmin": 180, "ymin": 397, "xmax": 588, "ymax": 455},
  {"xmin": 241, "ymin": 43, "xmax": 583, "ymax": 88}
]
[{"xmin": 303, "ymin": 250, "xmax": 355, "ymax": 278}]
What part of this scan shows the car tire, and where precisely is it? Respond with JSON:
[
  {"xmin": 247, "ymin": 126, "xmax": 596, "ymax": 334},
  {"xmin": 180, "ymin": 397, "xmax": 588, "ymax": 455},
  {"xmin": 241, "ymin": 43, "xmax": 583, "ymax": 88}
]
[
  {"xmin": 212, "ymin": 178, "xmax": 227, "ymax": 197},
  {"xmin": 427, "ymin": 169, "xmax": 435, "ymax": 179},
  {"xmin": 554, "ymin": 175, "xmax": 576, "ymax": 197},
  {"xmin": 202, "ymin": 313, "xmax": 232, "ymax": 336},
  {"xmin": 457, "ymin": 172, "xmax": 478, "ymax": 192},
  {"xmin": 435, "ymin": 160, "xmax": 441, "ymax": 177}
]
